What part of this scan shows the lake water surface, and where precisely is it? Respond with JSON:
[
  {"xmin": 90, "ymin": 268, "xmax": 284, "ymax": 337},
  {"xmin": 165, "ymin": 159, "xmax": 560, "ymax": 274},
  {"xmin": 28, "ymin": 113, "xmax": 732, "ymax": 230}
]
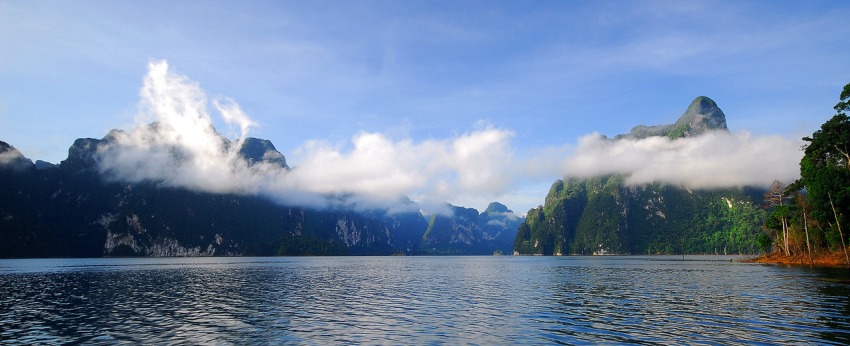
[{"xmin": 1, "ymin": 256, "xmax": 849, "ymax": 344}]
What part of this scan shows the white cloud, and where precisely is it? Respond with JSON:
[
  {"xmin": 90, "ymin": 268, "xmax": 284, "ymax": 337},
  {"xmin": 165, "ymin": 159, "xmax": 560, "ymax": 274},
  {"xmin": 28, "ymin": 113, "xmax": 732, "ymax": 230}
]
[
  {"xmin": 97, "ymin": 60, "xmax": 805, "ymax": 215},
  {"xmin": 98, "ymin": 60, "xmax": 265, "ymax": 195},
  {"xmin": 273, "ymin": 126, "xmax": 517, "ymax": 210},
  {"xmin": 98, "ymin": 60, "xmax": 520, "ymax": 212},
  {"xmin": 561, "ymin": 131, "xmax": 803, "ymax": 188}
]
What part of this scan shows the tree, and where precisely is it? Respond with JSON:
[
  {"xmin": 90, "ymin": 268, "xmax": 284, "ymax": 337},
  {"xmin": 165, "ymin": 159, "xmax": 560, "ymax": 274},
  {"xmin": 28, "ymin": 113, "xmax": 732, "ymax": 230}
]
[
  {"xmin": 796, "ymin": 82, "xmax": 850, "ymax": 265},
  {"xmin": 834, "ymin": 83, "xmax": 850, "ymax": 115},
  {"xmin": 763, "ymin": 180, "xmax": 791, "ymax": 255},
  {"xmin": 790, "ymin": 192, "xmax": 815, "ymax": 267}
]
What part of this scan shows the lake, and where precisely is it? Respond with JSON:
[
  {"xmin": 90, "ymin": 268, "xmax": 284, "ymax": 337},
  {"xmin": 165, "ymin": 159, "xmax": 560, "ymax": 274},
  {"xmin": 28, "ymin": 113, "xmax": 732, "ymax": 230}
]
[{"xmin": 1, "ymin": 256, "xmax": 849, "ymax": 344}]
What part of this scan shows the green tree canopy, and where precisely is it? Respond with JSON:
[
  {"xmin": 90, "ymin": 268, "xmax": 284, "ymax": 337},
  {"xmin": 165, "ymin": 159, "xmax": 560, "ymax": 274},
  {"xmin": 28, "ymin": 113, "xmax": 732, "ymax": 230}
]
[
  {"xmin": 798, "ymin": 82, "xmax": 850, "ymax": 248},
  {"xmin": 834, "ymin": 83, "xmax": 850, "ymax": 114}
]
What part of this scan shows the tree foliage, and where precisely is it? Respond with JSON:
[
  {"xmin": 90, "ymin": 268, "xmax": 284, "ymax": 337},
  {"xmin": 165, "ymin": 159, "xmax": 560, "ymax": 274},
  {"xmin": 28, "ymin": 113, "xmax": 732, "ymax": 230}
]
[
  {"xmin": 794, "ymin": 83, "xmax": 850, "ymax": 252},
  {"xmin": 766, "ymin": 82, "xmax": 850, "ymax": 265},
  {"xmin": 513, "ymin": 177, "xmax": 766, "ymax": 255}
]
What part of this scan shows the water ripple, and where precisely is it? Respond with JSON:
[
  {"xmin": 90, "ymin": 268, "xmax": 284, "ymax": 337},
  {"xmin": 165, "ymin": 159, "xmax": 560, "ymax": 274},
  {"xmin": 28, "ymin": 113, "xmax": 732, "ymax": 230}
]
[{"xmin": 1, "ymin": 256, "xmax": 849, "ymax": 344}]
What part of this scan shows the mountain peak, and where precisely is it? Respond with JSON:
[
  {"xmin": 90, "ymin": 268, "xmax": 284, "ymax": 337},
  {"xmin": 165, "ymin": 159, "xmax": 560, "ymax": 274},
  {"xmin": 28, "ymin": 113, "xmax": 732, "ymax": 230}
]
[
  {"xmin": 60, "ymin": 138, "xmax": 102, "ymax": 171},
  {"xmin": 687, "ymin": 96, "xmax": 718, "ymax": 113},
  {"xmin": 0, "ymin": 140, "xmax": 34, "ymax": 170},
  {"xmin": 617, "ymin": 96, "xmax": 729, "ymax": 140},
  {"xmin": 672, "ymin": 96, "xmax": 728, "ymax": 137},
  {"xmin": 484, "ymin": 202, "xmax": 510, "ymax": 214},
  {"xmin": 238, "ymin": 137, "xmax": 289, "ymax": 169}
]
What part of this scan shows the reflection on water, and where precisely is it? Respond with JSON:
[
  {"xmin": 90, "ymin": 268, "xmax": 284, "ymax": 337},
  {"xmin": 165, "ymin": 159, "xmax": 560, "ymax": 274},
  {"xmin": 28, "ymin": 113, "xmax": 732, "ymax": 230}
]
[{"xmin": 1, "ymin": 256, "xmax": 849, "ymax": 344}]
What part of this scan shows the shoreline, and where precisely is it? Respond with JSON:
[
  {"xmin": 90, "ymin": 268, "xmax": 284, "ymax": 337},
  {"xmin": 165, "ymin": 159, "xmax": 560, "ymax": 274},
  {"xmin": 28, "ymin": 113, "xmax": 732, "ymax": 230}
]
[{"xmin": 746, "ymin": 251, "xmax": 850, "ymax": 268}]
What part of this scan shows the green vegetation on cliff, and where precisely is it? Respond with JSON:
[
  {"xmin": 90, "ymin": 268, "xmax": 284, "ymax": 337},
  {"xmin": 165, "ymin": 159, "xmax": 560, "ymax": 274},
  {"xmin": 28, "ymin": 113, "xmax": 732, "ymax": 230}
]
[
  {"xmin": 516, "ymin": 96, "xmax": 765, "ymax": 256},
  {"xmin": 514, "ymin": 177, "xmax": 765, "ymax": 255}
]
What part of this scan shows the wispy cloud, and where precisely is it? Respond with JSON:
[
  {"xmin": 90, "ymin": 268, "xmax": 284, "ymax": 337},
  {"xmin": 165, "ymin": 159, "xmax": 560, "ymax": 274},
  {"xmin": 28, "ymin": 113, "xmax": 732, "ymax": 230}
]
[{"xmin": 0, "ymin": 150, "xmax": 24, "ymax": 165}]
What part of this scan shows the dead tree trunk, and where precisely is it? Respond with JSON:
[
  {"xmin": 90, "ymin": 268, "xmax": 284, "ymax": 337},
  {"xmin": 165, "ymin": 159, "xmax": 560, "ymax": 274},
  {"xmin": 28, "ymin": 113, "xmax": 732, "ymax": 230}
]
[
  {"xmin": 829, "ymin": 192, "xmax": 849, "ymax": 267},
  {"xmin": 804, "ymin": 209, "xmax": 813, "ymax": 268}
]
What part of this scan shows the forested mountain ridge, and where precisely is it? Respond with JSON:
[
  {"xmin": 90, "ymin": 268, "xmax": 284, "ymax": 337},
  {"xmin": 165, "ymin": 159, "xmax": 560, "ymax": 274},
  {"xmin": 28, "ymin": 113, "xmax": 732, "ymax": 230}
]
[
  {"xmin": 514, "ymin": 97, "xmax": 766, "ymax": 255},
  {"xmin": 0, "ymin": 131, "xmax": 520, "ymax": 257}
]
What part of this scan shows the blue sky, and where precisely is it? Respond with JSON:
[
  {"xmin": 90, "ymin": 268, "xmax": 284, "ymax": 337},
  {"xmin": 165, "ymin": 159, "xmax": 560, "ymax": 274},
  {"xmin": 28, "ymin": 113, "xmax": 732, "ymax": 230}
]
[{"xmin": 1, "ymin": 0, "xmax": 849, "ymax": 214}]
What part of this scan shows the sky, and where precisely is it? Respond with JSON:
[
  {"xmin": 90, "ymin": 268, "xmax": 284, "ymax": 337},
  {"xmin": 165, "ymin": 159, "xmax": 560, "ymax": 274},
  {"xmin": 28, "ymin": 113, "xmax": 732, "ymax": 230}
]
[{"xmin": 1, "ymin": 0, "xmax": 849, "ymax": 215}]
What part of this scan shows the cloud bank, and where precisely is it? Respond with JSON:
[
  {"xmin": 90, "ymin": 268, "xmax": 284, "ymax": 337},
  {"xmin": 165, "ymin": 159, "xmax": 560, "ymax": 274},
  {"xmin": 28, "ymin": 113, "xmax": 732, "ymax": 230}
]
[
  {"xmin": 562, "ymin": 132, "xmax": 802, "ymax": 189},
  {"xmin": 98, "ymin": 60, "xmax": 517, "ymax": 212},
  {"xmin": 97, "ymin": 60, "xmax": 804, "ymax": 213}
]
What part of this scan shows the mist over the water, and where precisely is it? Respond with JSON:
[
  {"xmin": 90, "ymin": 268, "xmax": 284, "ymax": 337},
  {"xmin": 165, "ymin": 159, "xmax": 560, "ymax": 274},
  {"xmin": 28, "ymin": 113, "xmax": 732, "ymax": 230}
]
[{"xmin": 96, "ymin": 60, "xmax": 803, "ymax": 212}]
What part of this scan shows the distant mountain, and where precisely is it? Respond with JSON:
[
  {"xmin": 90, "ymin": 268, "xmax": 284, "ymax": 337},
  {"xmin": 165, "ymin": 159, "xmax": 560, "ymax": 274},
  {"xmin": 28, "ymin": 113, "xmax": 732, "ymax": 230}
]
[
  {"xmin": 478, "ymin": 202, "xmax": 523, "ymax": 254},
  {"xmin": 34, "ymin": 160, "xmax": 56, "ymax": 170},
  {"xmin": 514, "ymin": 97, "xmax": 765, "ymax": 256},
  {"xmin": 0, "ymin": 130, "xmax": 520, "ymax": 257},
  {"xmin": 421, "ymin": 202, "xmax": 522, "ymax": 255}
]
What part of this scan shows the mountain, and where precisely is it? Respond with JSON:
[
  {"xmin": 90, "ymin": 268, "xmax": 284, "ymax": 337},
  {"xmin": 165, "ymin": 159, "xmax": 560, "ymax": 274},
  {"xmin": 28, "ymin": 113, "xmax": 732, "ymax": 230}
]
[
  {"xmin": 615, "ymin": 96, "xmax": 728, "ymax": 140},
  {"xmin": 514, "ymin": 177, "xmax": 765, "ymax": 255},
  {"xmin": 478, "ymin": 202, "xmax": 523, "ymax": 254},
  {"xmin": 420, "ymin": 202, "xmax": 522, "ymax": 255},
  {"xmin": 514, "ymin": 97, "xmax": 765, "ymax": 256},
  {"xmin": 0, "ymin": 130, "xmax": 518, "ymax": 257}
]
